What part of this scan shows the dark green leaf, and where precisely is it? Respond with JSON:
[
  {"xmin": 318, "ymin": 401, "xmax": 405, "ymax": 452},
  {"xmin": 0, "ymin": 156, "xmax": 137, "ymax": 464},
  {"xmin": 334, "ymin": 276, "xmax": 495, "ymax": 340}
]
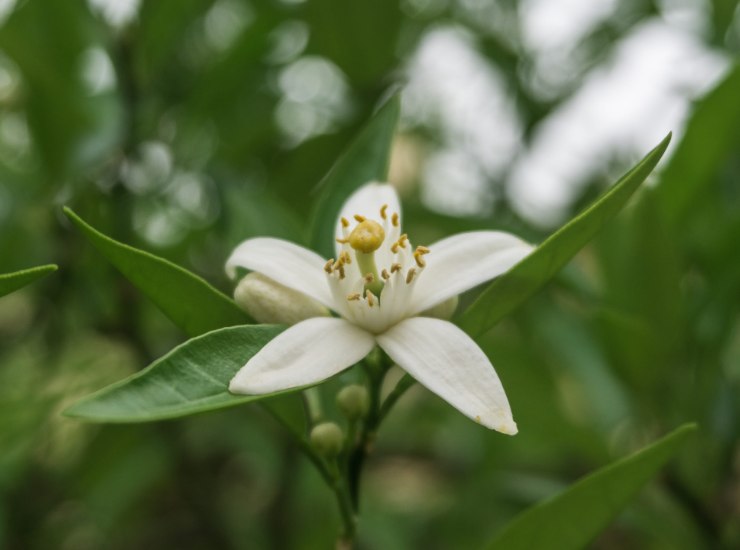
[
  {"xmin": 458, "ymin": 134, "xmax": 671, "ymax": 338},
  {"xmin": 64, "ymin": 325, "xmax": 288, "ymax": 423},
  {"xmin": 487, "ymin": 423, "xmax": 696, "ymax": 550},
  {"xmin": 64, "ymin": 207, "xmax": 250, "ymax": 337},
  {"xmin": 658, "ymin": 64, "xmax": 740, "ymax": 225},
  {"xmin": 0, "ymin": 265, "xmax": 57, "ymax": 298},
  {"xmin": 308, "ymin": 95, "xmax": 400, "ymax": 258}
]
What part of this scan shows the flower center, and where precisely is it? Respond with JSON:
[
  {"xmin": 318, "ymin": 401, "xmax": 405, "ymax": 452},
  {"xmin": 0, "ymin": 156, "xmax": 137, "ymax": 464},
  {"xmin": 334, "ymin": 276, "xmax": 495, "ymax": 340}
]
[
  {"xmin": 325, "ymin": 203, "xmax": 431, "ymax": 332},
  {"xmin": 348, "ymin": 219, "xmax": 385, "ymax": 253}
]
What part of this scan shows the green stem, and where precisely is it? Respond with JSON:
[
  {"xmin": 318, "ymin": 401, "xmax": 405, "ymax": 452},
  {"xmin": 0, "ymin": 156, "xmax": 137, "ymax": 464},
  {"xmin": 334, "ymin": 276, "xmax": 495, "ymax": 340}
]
[
  {"xmin": 261, "ymin": 404, "xmax": 357, "ymax": 543},
  {"xmin": 379, "ymin": 374, "xmax": 416, "ymax": 421}
]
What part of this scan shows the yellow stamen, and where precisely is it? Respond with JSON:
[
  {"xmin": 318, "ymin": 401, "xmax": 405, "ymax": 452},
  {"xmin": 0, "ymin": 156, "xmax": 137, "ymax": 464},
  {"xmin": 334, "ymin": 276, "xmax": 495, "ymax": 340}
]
[
  {"xmin": 365, "ymin": 290, "xmax": 375, "ymax": 307},
  {"xmin": 337, "ymin": 265, "xmax": 345, "ymax": 279},
  {"xmin": 324, "ymin": 259, "xmax": 334, "ymax": 273},
  {"xmin": 340, "ymin": 251, "xmax": 352, "ymax": 264},
  {"xmin": 416, "ymin": 245, "xmax": 430, "ymax": 254},
  {"xmin": 406, "ymin": 268, "xmax": 416, "ymax": 284},
  {"xmin": 381, "ymin": 268, "xmax": 390, "ymax": 280},
  {"xmin": 413, "ymin": 251, "xmax": 426, "ymax": 268},
  {"xmin": 391, "ymin": 213, "xmax": 399, "ymax": 227},
  {"xmin": 353, "ymin": 214, "xmax": 366, "ymax": 223},
  {"xmin": 347, "ymin": 293, "xmax": 361, "ymax": 301},
  {"xmin": 341, "ymin": 217, "xmax": 350, "ymax": 228},
  {"xmin": 364, "ymin": 273, "xmax": 374, "ymax": 284},
  {"xmin": 348, "ymin": 219, "xmax": 385, "ymax": 253},
  {"xmin": 336, "ymin": 237, "xmax": 349, "ymax": 244},
  {"xmin": 380, "ymin": 204, "xmax": 388, "ymax": 220},
  {"xmin": 390, "ymin": 263, "xmax": 402, "ymax": 274}
]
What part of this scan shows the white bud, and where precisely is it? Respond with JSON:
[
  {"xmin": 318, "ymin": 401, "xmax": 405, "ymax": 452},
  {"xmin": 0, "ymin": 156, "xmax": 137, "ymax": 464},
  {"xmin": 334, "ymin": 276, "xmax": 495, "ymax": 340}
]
[
  {"xmin": 234, "ymin": 272, "xmax": 330, "ymax": 325},
  {"xmin": 421, "ymin": 295, "xmax": 458, "ymax": 320}
]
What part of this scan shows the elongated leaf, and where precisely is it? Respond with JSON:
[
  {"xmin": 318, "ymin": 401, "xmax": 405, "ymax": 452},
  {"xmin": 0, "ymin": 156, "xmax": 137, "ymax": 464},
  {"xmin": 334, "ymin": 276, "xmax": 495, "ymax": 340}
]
[
  {"xmin": 308, "ymin": 95, "xmax": 400, "ymax": 258},
  {"xmin": 64, "ymin": 208, "xmax": 250, "ymax": 337},
  {"xmin": 0, "ymin": 265, "xmax": 57, "ymax": 298},
  {"xmin": 458, "ymin": 134, "xmax": 671, "ymax": 338},
  {"xmin": 487, "ymin": 423, "xmax": 696, "ymax": 550},
  {"xmin": 658, "ymin": 64, "xmax": 740, "ymax": 225},
  {"xmin": 64, "ymin": 325, "xmax": 287, "ymax": 423}
]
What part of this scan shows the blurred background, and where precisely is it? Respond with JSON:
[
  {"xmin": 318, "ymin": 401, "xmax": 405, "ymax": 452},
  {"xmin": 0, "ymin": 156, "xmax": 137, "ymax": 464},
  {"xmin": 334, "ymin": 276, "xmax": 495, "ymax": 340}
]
[{"xmin": 1, "ymin": 0, "xmax": 739, "ymax": 548}]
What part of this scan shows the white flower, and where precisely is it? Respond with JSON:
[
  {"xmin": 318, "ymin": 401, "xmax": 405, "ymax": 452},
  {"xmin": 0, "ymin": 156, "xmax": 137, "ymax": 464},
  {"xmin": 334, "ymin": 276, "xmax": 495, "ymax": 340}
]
[{"xmin": 226, "ymin": 182, "xmax": 533, "ymax": 434}]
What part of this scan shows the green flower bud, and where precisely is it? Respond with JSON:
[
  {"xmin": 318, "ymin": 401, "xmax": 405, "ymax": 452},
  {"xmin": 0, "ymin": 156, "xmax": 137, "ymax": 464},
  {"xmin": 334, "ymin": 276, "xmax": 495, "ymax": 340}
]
[
  {"xmin": 234, "ymin": 272, "xmax": 330, "ymax": 325},
  {"xmin": 310, "ymin": 422, "xmax": 344, "ymax": 458},
  {"xmin": 336, "ymin": 384, "xmax": 370, "ymax": 421}
]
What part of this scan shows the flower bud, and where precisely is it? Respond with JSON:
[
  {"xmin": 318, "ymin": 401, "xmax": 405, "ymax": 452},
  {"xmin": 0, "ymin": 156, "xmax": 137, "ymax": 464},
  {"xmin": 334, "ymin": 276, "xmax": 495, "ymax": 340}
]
[
  {"xmin": 336, "ymin": 384, "xmax": 370, "ymax": 421},
  {"xmin": 422, "ymin": 295, "xmax": 458, "ymax": 320},
  {"xmin": 309, "ymin": 422, "xmax": 344, "ymax": 458},
  {"xmin": 234, "ymin": 272, "xmax": 330, "ymax": 325}
]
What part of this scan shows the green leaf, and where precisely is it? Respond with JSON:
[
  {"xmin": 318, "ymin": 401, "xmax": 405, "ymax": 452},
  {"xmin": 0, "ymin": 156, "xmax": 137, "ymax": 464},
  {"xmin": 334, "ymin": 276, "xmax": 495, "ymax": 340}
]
[
  {"xmin": 458, "ymin": 134, "xmax": 672, "ymax": 338},
  {"xmin": 64, "ymin": 325, "xmax": 288, "ymax": 423},
  {"xmin": 658, "ymin": 64, "xmax": 740, "ymax": 225},
  {"xmin": 487, "ymin": 423, "xmax": 696, "ymax": 550},
  {"xmin": 0, "ymin": 265, "xmax": 57, "ymax": 298},
  {"xmin": 64, "ymin": 208, "xmax": 250, "ymax": 337},
  {"xmin": 308, "ymin": 95, "xmax": 400, "ymax": 258}
]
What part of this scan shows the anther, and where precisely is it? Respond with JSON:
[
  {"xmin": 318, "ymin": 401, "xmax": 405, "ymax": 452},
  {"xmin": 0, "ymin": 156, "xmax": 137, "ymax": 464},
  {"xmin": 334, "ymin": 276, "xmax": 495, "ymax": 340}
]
[
  {"xmin": 413, "ymin": 251, "xmax": 426, "ymax": 268},
  {"xmin": 353, "ymin": 214, "xmax": 366, "ymax": 223},
  {"xmin": 324, "ymin": 259, "xmax": 334, "ymax": 273},
  {"xmin": 364, "ymin": 273, "xmax": 374, "ymax": 284},
  {"xmin": 380, "ymin": 204, "xmax": 388, "ymax": 220},
  {"xmin": 336, "ymin": 237, "xmax": 349, "ymax": 244},
  {"xmin": 347, "ymin": 293, "xmax": 361, "ymax": 301},
  {"xmin": 340, "ymin": 251, "xmax": 352, "ymax": 264},
  {"xmin": 406, "ymin": 268, "xmax": 416, "ymax": 284},
  {"xmin": 337, "ymin": 265, "xmax": 346, "ymax": 279},
  {"xmin": 390, "ymin": 263, "xmax": 402, "ymax": 274},
  {"xmin": 381, "ymin": 268, "xmax": 390, "ymax": 280},
  {"xmin": 416, "ymin": 245, "xmax": 430, "ymax": 254},
  {"xmin": 391, "ymin": 213, "xmax": 399, "ymax": 227},
  {"xmin": 365, "ymin": 290, "xmax": 375, "ymax": 307},
  {"xmin": 341, "ymin": 217, "xmax": 350, "ymax": 228}
]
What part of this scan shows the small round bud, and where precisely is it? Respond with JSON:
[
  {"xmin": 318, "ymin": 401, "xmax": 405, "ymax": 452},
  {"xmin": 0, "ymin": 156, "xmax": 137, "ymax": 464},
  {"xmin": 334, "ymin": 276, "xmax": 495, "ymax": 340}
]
[
  {"xmin": 310, "ymin": 422, "xmax": 344, "ymax": 458},
  {"xmin": 348, "ymin": 220, "xmax": 385, "ymax": 253},
  {"xmin": 336, "ymin": 385, "xmax": 370, "ymax": 420},
  {"xmin": 234, "ymin": 272, "xmax": 329, "ymax": 325}
]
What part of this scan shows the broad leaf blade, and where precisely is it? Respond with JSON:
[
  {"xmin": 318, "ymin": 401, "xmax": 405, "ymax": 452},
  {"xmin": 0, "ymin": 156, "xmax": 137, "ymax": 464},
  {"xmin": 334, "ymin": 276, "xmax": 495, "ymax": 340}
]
[
  {"xmin": 487, "ymin": 423, "xmax": 696, "ymax": 550},
  {"xmin": 458, "ymin": 134, "xmax": 671, "ymax": 338},
  {"xmin": 64, "ymin": 208, "xmax": 250, "ymax": 337},
  {"xmin": 308, "ymin": 95, "xmax": 400, "ymax": 258},
  {"xmin": 64, "ymin": 325, "xmax": 287, "ymax": 423},
  {"xmin": 0, "ymin": 265, "xmax": 57, "ymax": 298}
]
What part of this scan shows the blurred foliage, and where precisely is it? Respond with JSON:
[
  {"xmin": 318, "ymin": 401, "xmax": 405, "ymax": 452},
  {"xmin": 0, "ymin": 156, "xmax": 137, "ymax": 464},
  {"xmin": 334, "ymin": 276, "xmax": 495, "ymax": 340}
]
[{"xmin": 0, "ymin": 0, "xmax": 739, "ymax": 549}]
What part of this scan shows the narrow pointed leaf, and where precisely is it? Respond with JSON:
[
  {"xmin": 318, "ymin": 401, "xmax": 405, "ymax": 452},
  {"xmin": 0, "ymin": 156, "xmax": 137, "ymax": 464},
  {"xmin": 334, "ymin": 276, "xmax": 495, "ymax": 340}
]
[
  {"xmin": 458, "ymin": 134, "xmax": 671, "ymax": 338},
  {"xmin": 658, "ymin": 64, "xmax": 740, "ymax": 225},
  {"xmin": 64, "ymin": 325, "xmax": 288, "ymax": 423},
  {"xmin": 308, "ymin": 94, "xmax": 400, "ymax": 258},
  {"xmin": 487, "ymin": 423, "xmax": 696, "ymax": 550},
  {"xmin": 64, "ymin": 208, "xmax": 250, "ymax": 337},
  {"xmin": 0, "ymin": 264, "xmax": 57, "ymax": 298}
]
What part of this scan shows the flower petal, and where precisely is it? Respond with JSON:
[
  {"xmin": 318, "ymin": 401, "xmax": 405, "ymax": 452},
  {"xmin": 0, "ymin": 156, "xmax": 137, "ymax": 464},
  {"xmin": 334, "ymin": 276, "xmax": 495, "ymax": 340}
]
[
  {"xmin": 335, "ymin": 182, "xmax": 401, "ymax": 257},
  {"xmin": 376, "ymin": 317, "xmax": 516, "ymax": 434},
  {"xmin": 230, "ymin": 317, "xmax": 375, "ymax": 394},
  {"xmin": 226, "ymin": 237, "xmax": 334, "ymax": 309},
  {"xmin": 410, "ymin": 231, "xmax": 533, "ymax": 314}
]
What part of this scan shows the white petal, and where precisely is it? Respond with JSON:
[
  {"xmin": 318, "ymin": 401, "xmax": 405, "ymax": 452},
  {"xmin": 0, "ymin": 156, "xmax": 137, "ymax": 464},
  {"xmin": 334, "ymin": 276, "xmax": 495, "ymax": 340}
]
[
  {"xmin": 335, "ymin": 182, "xmax": 401, "ymax": 257},
  {"xmin": 225, "ymin": 237, "xmax": 334, "ymax": 309},
  {"xmin": 410, "ymin": 231, "xmax": 533, "ymax": 314},
  {"xmin": 230, "ymin": 317, "xmax": 375, "ymax": 394},
  {"xmin": 376, "ymin": 317, "xmax": 516, "ymax": 434}
]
